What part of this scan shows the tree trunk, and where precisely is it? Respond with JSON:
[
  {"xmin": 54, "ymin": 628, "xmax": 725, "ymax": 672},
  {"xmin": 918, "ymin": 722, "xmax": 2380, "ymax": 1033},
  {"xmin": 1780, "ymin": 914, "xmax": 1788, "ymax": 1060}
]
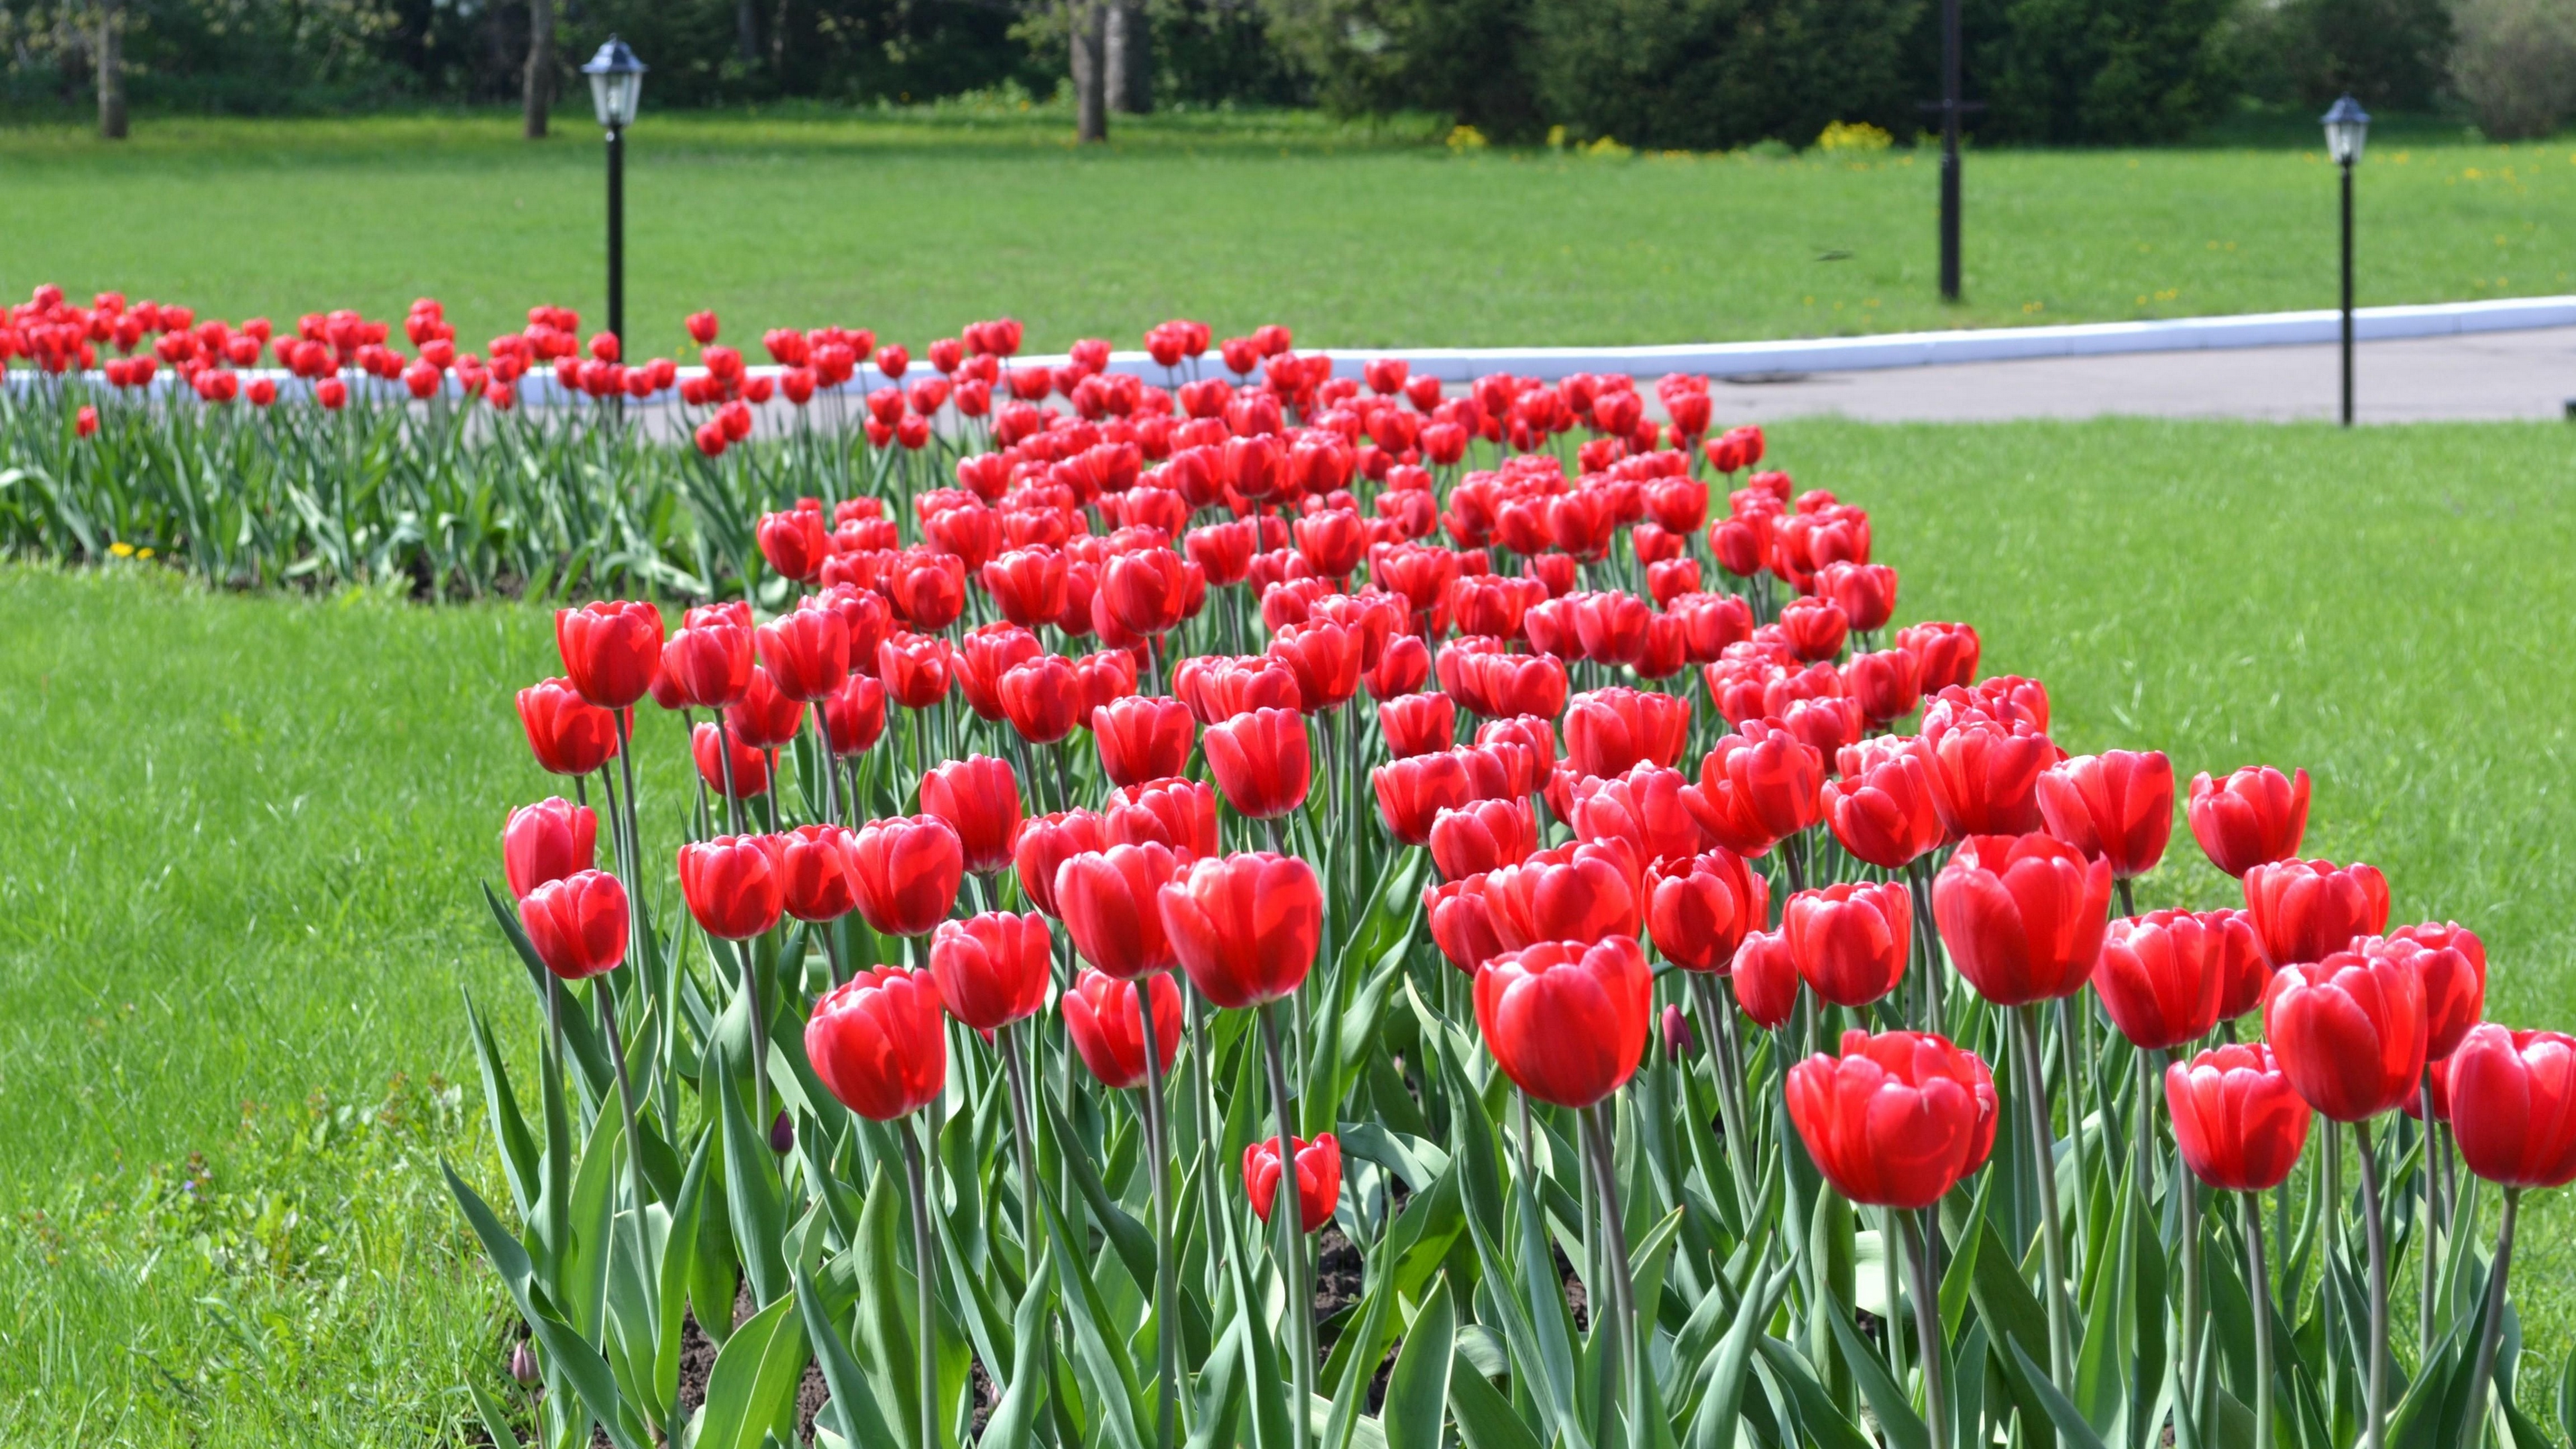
[
  {"xmin": 1105, "ymin": 0, "xmax": 1150, "ymax": 115},
  {"xmin": 95, "ymin": 0, "xmax": 126, "ymax": 141},
  {"xmin": 521, "ymin": 0, "xmax": 553, "ymax": 140},
  {"xmin": 1069, "ymin": 0, "xmax": 1108, "ymax": 143},
  {"xmin": 736, "ymin": 0, "xmax": 761, "ymax": 65}
]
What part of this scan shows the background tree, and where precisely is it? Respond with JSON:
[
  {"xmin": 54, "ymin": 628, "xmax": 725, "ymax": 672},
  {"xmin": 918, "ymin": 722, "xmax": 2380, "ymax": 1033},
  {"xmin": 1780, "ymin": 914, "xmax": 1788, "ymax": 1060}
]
[
  {"xmin": 94, "ymin": 0, "xmax": 125, "ymax": 138},
  {"xmin": 521, "ymin": 0, "xmax": 551, "ymax": 139}
]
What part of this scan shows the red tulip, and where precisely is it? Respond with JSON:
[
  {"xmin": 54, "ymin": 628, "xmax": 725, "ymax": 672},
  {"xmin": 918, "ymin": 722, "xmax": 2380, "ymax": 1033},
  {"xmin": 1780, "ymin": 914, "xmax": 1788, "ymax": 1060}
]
[
  {"xmin": 1894, "ymin": 621, "xmax": 1978, "ymax": 693},
  {"xmin": 1380, "ymin": 692, "xmax": 1455, "ymax": 759},
  {"xmin": 955, "ymin": 623, "xmax": 1044, "ymax": 722},
  {"xmin": 1106, "ymin": 777, "xmax": 1220, "ymax": 859},
  {"xmin": 877, "ymin": 632, "xmax": 955, "ymax": 710},
  {"xmin": 1692, "ymin": 719, "xmax": 1826, "ymax": 856},
  {"xmin": 692, "ymin": 721, "xmax": 771, "ymax": 798},
  {"xmin": 1366, "ymin": 634, "xmax": 1434, "ymax": 702},
  {"xmin": 1174, "ymin": 653, "xmax": 1299, "ymax": 724},
  {"xmin": 1844, "ymin": 649, "xmax": 1923, "ymax": 728},
  {"xmin": 1268, "ymin": 618, "xmax": 1362, "ymax": 714},
  {"xmin": 2263, "ymin": 941, "xmax": 2429, "ymax": 1122},
  {"xmin": 1159, "ymin": 851, "xmax": 1322, "ymax": 1009},
  {"xmin": 1373, "ymin": 750, "xmax": 1483, "ymax": 846},
  {"xmin": 1733, "ymin": 930, "xmax": 1801, "ymax": 1028},
  {"xmin": 822, "ymin": 672, "xmax": 888, "ymax": 755},
  {"xmin": 1013, "ymin": 809, "xmax": 1105, "ymax": 920},
  {"xmin": 1784, "ymin": 881, "xmax": 1912, "ymax": 1008},
  {"xmin": 2035, "ymin": 749, "xmax": 2173, "ymax": 881},
  {"xmin": 755, "ymin": 608, "xmax": 850, "ymax": 704},
  {"xmin": 929, "ymin": 911, "xmax": 1053, "ymax": 1031},
  {"xmin": 888, "ymin": 549, "xmax": 968, "ymax": 631},
  {"xmin": 1475, "ymin": 935, "xmax": 1650, "ymax": 1108},
  {"xmin": 983, "ymin": 547, "xmax": 1069, "ymax": 630},
  {"xmin": 1063, "ymin": 967, "xmax": 1182, "ymax": 1089},
  {"xmin": 1094, "ymin": 696, "xmax": 1196, "ymax": 787},
  {"xmin": 1646, "ymin": 850, "xmax": 1766, "ymax": 973},
  {"xmin": 779, "ymin": 822, "xmax": 861, "ymax": 923},
  {"xmin": 1243, "ymin": 1132, "xmax": 1342, "ymax": 1233},
  {"xmin": 2165, "ymin": 1043, "xmax": 2312, "ymax": 1192},
  {"xmin": 1817, "ymin": 561, "xmax": 1898, "ymax": 634},
  {"xmin": 991, "ymin": 655, "xmax": 1077, "ymax": 745},
  {"xmin": 2448, "ymin": 1026, "xmax": 2576, "ymax": 1187},
  {"xmin": 503, "ymin": 797, "xmax": 596, "ymax": 900},
  {"xmin": 725, "ymin": 666, "xmax": 807, "ymax": 751},
  {"xmin": 518, "ymin": 870, "xmax": 629, "ymax": 981},
  {"xmin": 1102, "ymin": 549, "xmax": 1194, "ymax": 638},
  {"xmin": 2402, "ymin": 1056, "xmax": 2454, "ymax": 1122},
  {"xmin": 757, "ymin": 508, "xmax": 830, "ymax": 584},
  {"xmin": 555, "ymin": 600, "xmax": 665, "ymax": 710},
  {"xmin": 1910, "ymin": 710, "xmax": 2057, "ymax": 838},
  {"xmin": 1788, "ymin": 1029, "xmax": 1997, "ymax": 1209},
  {"xmin": 1933, "ymin": 833, "xmax": 2112, "ymax": 1006},
  {"xmin": 2205, "ymin": 907, "xmax": 2275, "ymax": 1020},
  {"xmin": 678, "ymin": 835, "xmax": 786, "ymax": 941},
  {"xmin": 1057, "ymin": 843, "xmax": 1185, "ymax": 981},
  {"xmin": 2187, "ymin": 766, "xmax": 2310, "ymax": 878},
  {"xmin": 1777, "ymin": 596, "xmax": 1848, "ymax": 662},
  {"xmin": 661, "ymin": 622, "xmax": 755, "ymax": 709},
  {"xmin": 1204, "ymin": 708, "xmax": 1312, "ymax": 820},
  {"xmin": 517, "ymin": 678, "xmax": 622, "ymax": 776},
  {"xmin": 1568, "ymin": 763, "xmax": 1706, "ymax": 866},
  {"xmin": 2387, "ymin": 921, "xmax": 2487, "ymax": 1059},
  {"xmin": 1563, "ymin": 686, "xmax": 1690, "ymax": 780},
  {"xmin": 1483, "ymin": 839, "xmax": 1643, "ymax": 951},
  {"xmin": 1823, "ymin": 749, "xmax": 1945, "ymax": 869},
  {"xmin": 848, "ymin": 815, "xmax": 965, "ymax": 938},
  {"xmin": 2094, "ymin": 909, "xmax": 2226, "ymax": 1051},
  {"xmin": 2243, "ymin": 858, "xmax": 2390, "ymax": 968},
  {"xmin": 920, "ymin": 755, "xmax": 1022, "ymax": 876},
  {"xmin": 1430, "ymin": 799, "xmax": 1538, "ymax": 882},
  {"xmin": 807, "ymin": 966, "xmax": 947, "ymax": 1121}
]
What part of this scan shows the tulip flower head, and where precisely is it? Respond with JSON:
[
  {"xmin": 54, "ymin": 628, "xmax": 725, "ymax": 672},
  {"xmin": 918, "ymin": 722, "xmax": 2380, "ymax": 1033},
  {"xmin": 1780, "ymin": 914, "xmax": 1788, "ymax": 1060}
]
[
  {"xmin": 1646, "ymin": 849, "xmax": 1766, "ymax": 973},
  {"xmin": 2164, "ymin": 1042, "xmax": 2312, "ymax": 1193},
  {"xmin": 2263, "ymin": 941, "xmax": 2430, "ymax": 1122},
  {"xmin": 1062, "ymin": 967, "xmax": 1182, "ymax": 1090},
  {"xmin": 1159, "ymin": 851, "xmax": 1322, "ymax": 1010},
  {"xmin": 1787, "ymin": 1029, "xmax": 1997, "ymax": 1210},
  {"xmin": 2036, "ymin": 749, "xmax": 2174, "ymax": 881},
  {"xmin": 517, "ymin": 677, "xmax": 621, "ymax": 776},
  {"xmin": 2448, "ymin": 1026, "xmax": 2576, "ymax": 1188},
  {"xmin": 929, "ymin": 911, "xmax": 1053, "ymax": 1032},
  {"xmin": 2187, "ymin": 765, "xmax": 2310, "ymax": 878},
  {"xmin": 555, "ymin": 600, "xmax": 665, "ymax": 710},
  {"xmin": 2094, "ymin": 908, "xmax": 2226, "ymax": 1051},
  {"xmin": 1057, "ymin": 843, "xmax": 1187, "ymax": 981},
  {"xmin": 806, "ymin": 966, "xmax": 948, "ymax": 1121},
  {"xmin": 778, "ymin": 822, "xmax": 861, "ymax": 924},
  {"xmin": 677, "ymin": 835, "xmax": 786, "ymax": 941},
  {"xmin": 919, "ymin": 755, "xmax": 1024, "ymax": 877},
  {"xmin": 848, "ymin": 815, "xmax": 965, "ymax": 938},
  {"xmin": 1474, "ymin": 935, "xmax": 1651, "ymax": 1110},
  {"xmin": 1203, "ymin": 707, "xmax": 1313, "ymax": 820},
  {"xmin": 2385, "ymin": 921, "xmax": 2486, "ymax": 1059},
  {"xmin": 519, "ymin": 869, "xmax": 629, "ymax": 981},
  {"xmin": 1733, "ymin": 930, "xmax": 1801, "ymax": 1028},
  {"xmin": 1784, "ymin": 880, "xmax": 1912, "ymax": 1008},
  {"xmin": 1243, "ymin": 1132, "xmax": 1342, "ymax": 1234},
  {"xmin": 503, "ymin": 797, "xmax": 596, "ymax": 900},
  {"xmin": 1933, "ymin": 832, "xmax": 2112, "ymax": 1007},
  {"xmin": 2243, "ymin": 857, "xmax": 2390, "ymax": 969}
]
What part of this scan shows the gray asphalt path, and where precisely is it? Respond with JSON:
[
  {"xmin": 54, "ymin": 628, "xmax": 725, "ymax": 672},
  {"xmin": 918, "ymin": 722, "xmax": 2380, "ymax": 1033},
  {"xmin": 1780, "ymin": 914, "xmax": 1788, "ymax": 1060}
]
[{"xmin": 1701, "ymin": 325, "xmax": 2576, "ymax": 424}]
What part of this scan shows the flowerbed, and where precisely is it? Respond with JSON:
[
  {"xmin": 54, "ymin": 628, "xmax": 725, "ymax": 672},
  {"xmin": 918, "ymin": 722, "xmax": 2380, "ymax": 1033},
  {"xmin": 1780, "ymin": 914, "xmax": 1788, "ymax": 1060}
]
[{"xmin": 135, "ymin": 293, "xmax": 2531, "ymax": 1449}]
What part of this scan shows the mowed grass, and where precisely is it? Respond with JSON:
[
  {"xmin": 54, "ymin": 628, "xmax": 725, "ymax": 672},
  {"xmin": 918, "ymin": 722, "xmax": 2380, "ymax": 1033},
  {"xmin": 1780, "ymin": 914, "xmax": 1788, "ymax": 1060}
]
[
  {"xmin": 3, "ymin": 417, "xmax": 2573, "ymax": 1442},
  {"xmin": 0, "ymin": 109, "xmax": 2570, "ymax": 358}
]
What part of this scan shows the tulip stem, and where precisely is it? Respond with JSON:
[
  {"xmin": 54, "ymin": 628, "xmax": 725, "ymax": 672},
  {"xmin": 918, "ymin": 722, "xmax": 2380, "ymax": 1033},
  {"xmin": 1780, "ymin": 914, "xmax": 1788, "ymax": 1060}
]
[
  {"xmin": 1135, "ymin": 986, "xmax": 1181, "ymax": 1449},
  {"xmin": 2353, "ymin": 1116, "xmax": 2392, "ymax": 1449},
  {"xmin": 1259, "ymin": 1002, "xmax": 1313, "ymax": 1449},
  {"xmin": 810, "ymin": 701, "xmax": 840, "ymax": 824},
  {"xmin": 998, "ymin": 1020, "xmax": 1043, "ymax": 1283},
  {"xmin": 2057, "ymin": 996, "xmax": 2092, "ymax": 1280},
  {"xmin": 900, "ymin": 1116, "xmax": 941, "ymax": 1449},
  {"xmin": 1690, "ymin": 972, "xmax": 1758, "ymax": 1224},
  {"xmin": 2242, "ymin": 1191, "xmax": 2277, "ymax": 1449},
  {"xmin": 2420, "ymin": 1077, "xmax": 2440, "ymax": 1364},
  {"xmin": 1580, "ymin": 1101, "xmax": 1644, "ymax": 1448},
  {"xmin": 1187, "ymin": 989, "xmax": 1226, "ymax": 1283},
  {"xmin": 2463, "ymin": 1187, "xmax": 2520, "ymax": 1449},
  {"xmin": 1903, "ymin": 1209, "xmax": 1949, "ymax": 1449},
  {"xmin": 596, "ymin": 981, "xmax": 653, "ymax": 1219},
  {"xmin": 734, "ymin": 938, "xmax": 770, "ymax": 1137},
  {"xmin": 714, "ymin": 714, "xmax": 747, "ymax": 836},
  {"xmin": 2015, "ymin": 1004, "xmax": 2076, "ymax": 1390}
]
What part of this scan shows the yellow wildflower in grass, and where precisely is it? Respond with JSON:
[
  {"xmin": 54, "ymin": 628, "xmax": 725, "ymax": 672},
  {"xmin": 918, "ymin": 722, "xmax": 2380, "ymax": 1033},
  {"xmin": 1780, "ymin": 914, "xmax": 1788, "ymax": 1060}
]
[
  {"xmin": 1584, "ymin": 135, "xmax": 1633, "ymax": 160},
  {"xmin": 1816, "ymin": 121, "xmax": 1893, "ymax": 154},
  {"xmin": 108, "ymin": 541, "xmax": 135, "ymax": 558},
  {"xmin": 1446, "ymin": 124, "xmax": 1489, "ymax": 154}
]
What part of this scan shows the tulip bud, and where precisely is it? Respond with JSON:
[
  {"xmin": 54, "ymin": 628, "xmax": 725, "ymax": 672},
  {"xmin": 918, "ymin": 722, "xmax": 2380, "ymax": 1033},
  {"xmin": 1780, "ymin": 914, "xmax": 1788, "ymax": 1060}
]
[
  {"xmin": 508, "ymin": 1341, "xmax": 540, "ymax": 1387},
  {"xmin": 1662, "ymin": 1003, "xmax": 1697, "ymax": 1062},
  {"xmin": 769, "ymin": 1110, "xmax": 796, "ymax": 1155}
]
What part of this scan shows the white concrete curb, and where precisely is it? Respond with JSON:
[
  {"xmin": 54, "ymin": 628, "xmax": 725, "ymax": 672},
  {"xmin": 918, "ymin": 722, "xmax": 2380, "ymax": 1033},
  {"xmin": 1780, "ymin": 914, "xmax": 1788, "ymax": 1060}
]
[{"xmin": 26, "ymin": 295, "xmax": 2573, "ymax": 406}]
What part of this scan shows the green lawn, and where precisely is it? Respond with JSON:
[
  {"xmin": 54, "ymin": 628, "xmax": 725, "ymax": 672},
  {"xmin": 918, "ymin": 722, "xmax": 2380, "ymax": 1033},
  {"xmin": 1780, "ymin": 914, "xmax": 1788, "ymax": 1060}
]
[
  {"xmin": 2, "ymin": 416, "xmax": 2571, "ymax": 1443},
  {"xmin": 0, "ymin": 107, "xmax": 2568, "ymax": 359}
]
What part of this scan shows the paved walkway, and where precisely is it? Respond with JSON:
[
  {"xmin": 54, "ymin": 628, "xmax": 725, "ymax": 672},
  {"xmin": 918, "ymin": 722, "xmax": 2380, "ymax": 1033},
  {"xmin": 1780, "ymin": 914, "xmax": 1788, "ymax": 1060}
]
[{"xmin": 1701, "ymin": 325, "xmax": 2576, "ymax": 424}]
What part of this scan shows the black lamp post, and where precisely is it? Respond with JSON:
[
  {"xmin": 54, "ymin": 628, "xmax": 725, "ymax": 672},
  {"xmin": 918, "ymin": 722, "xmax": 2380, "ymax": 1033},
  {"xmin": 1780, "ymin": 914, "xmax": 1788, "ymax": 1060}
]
[
  {"xmin": 2322, "ymin": 94, "xmax": 2369, "ymax": 427},
  {"xmin": 1937, "ymin": 0, "xmax": 1963, "ymax": 301},
  {"xmin": 582, "ymin": 36, "xmax": 647, "ymax": 349}
]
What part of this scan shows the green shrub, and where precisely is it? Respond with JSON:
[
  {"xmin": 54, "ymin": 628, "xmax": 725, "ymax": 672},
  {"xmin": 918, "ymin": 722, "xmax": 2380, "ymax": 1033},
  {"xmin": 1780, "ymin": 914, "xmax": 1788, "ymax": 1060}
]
[
  {"xmin": 2448, "ymin": 0, "xmax": 2576, "ymax": 138},
  {"xmin": 1521, "ymin": 0, "xmax": 1922, "ymax": 150}
]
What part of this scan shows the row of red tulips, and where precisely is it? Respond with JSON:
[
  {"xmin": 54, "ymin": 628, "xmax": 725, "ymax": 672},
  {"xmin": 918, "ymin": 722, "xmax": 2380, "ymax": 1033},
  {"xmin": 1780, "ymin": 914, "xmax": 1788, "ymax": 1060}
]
[{"xmin": 441, "ymin": 305, "xmax": 2561, "ymax": 1449}]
